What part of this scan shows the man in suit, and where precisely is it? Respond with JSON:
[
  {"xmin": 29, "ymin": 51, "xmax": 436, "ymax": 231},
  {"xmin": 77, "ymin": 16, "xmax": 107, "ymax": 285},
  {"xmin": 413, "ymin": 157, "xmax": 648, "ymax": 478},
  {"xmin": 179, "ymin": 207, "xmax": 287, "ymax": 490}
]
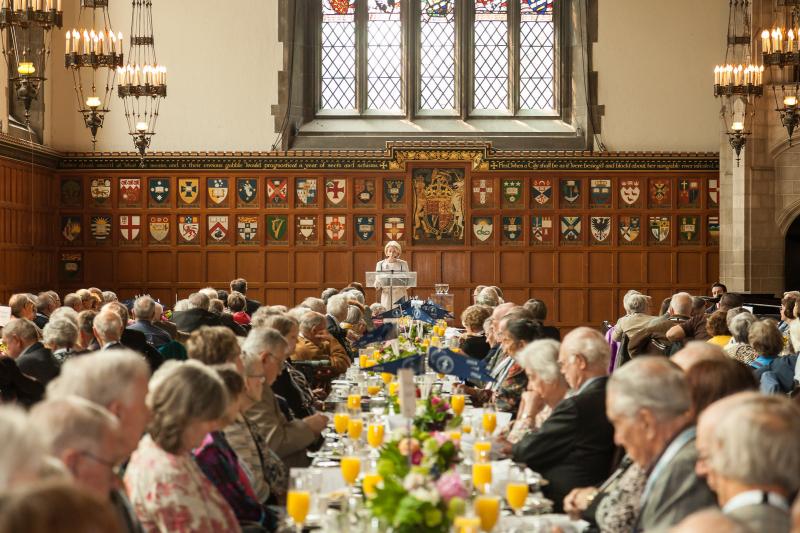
[
  {"xmin": 198, "ymin": 287, "xmax": 246, "ymax": 336},
  {"xmin": 128, "ymin": 295, "xmax": 172, "ymax": 348},
  {"xmin": 325, "ymin": 293, "xmax": 355, "ymax": 361},
  {"xmin": 607, "ymin": 356, "xmax": 715, "ymax": 532},
  {"xmin": 34, "ymin": 292, "xmax": 58, "ymax": 329},
  {"xmin": 1, "ymin": 318, "xmax": 59, "ymax": 385},
  {"xmin": 242, "ymin": 327, "xmax": 328, "ymax": 468},
  {"xmin": 151, "ymin": 302, "xmax": 187, "ymax": 343},
  {"xmin": 523, "ymin": 298, "xmax": 561, "ymax": 341},
  {"xmin": 699, "ymin": 394, "xmax": 800, "ymax": 533},
  {"xmin": 101, "ymin": 302, "xmax": 163, "ymax": 372},
  {"xmin": 628, "ymin": 292, "xmax": 693, "ymax": 355},
  {"xmin": 512, "ymin": 327, "xmax": 616, "ymax": 511},
  {"xmin": 230, "ymin": 278, "xmax": 261, "ymax": 316},
  {"xmin": 171, "ymin": 292, "xmax": 223, "ymax": 333}
]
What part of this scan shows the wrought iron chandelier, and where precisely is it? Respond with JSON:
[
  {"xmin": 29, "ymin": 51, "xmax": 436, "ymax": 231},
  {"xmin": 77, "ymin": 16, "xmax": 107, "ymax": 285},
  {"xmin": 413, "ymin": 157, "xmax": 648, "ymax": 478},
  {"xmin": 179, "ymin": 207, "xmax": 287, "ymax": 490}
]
[
  {"xmin": 0, "ymin": 0, "xmax": 63, "ymax": 126},
  {"xmin": 760, "ymin": 0, "xmax": 800, "ymax": 146},
  {"xmin": 65, "ymin": 0, "xmax": 123, "ymax": 146},
  {"xmin": 714, "ymin": 0, "xmax": 763, "ymax": 166},
  {"xmin": 117, "ymin": 0, "xmax": 166, "ymax": 160}
]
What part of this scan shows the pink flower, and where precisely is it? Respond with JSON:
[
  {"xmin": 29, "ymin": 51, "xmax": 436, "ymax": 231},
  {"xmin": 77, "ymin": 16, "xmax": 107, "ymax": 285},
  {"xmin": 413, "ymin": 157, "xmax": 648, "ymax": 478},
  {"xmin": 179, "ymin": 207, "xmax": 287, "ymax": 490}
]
[
  {"xmin": 432, "ymin": 432, "xmax": 449, "ymax": 445},
  {"xmin": 431, "ymin": 397, "xmax": 441, "ymax": 406},
  {"xmin": 411, "ymin": 450, "xmax": 424, "ymax": 465},
  {"xmin": 435, "ymin": 472, "xmax": 468, "ymax": 502}
]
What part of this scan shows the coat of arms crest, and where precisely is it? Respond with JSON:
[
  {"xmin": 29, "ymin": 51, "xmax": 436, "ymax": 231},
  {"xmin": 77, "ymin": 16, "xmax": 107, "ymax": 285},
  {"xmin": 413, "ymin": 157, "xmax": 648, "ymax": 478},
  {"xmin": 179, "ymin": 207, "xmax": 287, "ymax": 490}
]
[
  {"xmin": 560, "ymin": 179, "xmax": 580, "ymax": 205},
  {"xmin": 679, "ymin": 216, "xmax": 699, "ymax": 243},
  {"xmin": 531, "ymin": 179, "xmax": 553, "ymax": 207},
  {"xmin": 325, "ymin": 215, "xmax": 346, "ymax": 242},
  {"xmin": 296, "ymin": 216, "xmax": 318, "ymax": 243},
  {"xmin": 90, "ymin": 178, "xmax": 111, "ymax": 205},
  {"xmin": 620, "ymin": 179, "xmax": 640, "ymax": 206},
  {"xmin": 471, "ymin": 179, "xmax": 494, "ymax": 207},
  {"xmin": 619, "ymin": 216, "xmax": 641, "ymax": 243},
  {"xmin": 560, "ymin": 216, "xmax": 582, "ymax": 242},
  {"xmin": 148, "ymin": 178, "xmax": 170, "ymax": 205},
  {"xmin": 296, "ymin": 179, "xmax": 318, "ymax": 207},
  {"xmin": 267, "ymin": 178, "xmax": 288, "ymax": 206},
  {"xmin": 178, "ymin": 215, "xmax": 200, "ymax": 243},
  {"xmin": 267, "ymin": 215, "xmax": 288, "ymax": 242},
  {"xmin": 531, "ymin": 215, "xmax": 553, "ymax": 244},
  {"xmin": 149, "ymin": 215, "xmax": 170, "ymax": 243},
  {"xmin": 91, "ymin": 215, "xmax": 112, "ymax": 241},
  {"xmin": 355, "ymin": 179, "xmax": 375, "ymax": 206},
  {"xmin": 61, "ymin": 216, "xmax": 82, "ymax": 243},
  {"xmin": 325, "ymin": 179, "xmax": 346, "ymax": 207},
  {"xmin": 207, "ymin": 178, "xmax": 229, "ymax": 206},
  {"xmin": 119, "ymin": 215, "xmax": 141, "ymax": 241},
  {"xmin": 237, "ymin": 178, "xmax": 258, "ymax": 205},
  {"xmin": 590, "ymin": 216, "xmax": 611, "ymax": 243},
  {"xmin": 208, "ymin": 215, "xmax": 229, "ymax": 242},
  {"xmin": 356, "ymin": 216, "xmax": 375, "ymax": 241},
  {"xmin": 590, "ymin": 179, "xmax": 611, "ymax": 207},
  {"xmin": 472, "ymin": 216, "xmax": 493, "ymax": 243},
  {"xmin": 384, "ymin": 216, "xmax": 406, "ymax": 241},
  {"xmin": 502, "ymin": 180, "xmax": 522, "ymax": 206},
  {"xmin": 384, "ymin": 179, "xmax": 405, "ymax": 204},
  {"xmin": 502, "ymin": 216, "xmax": 522, "ymax": 242},
  {"xmin": 411, "ymin": 168, "xmax": 465, "ymax": 244},
  {"xmin": 119, "ymin": 178, "xmax": 141, "ymax": 205},
  {"xmin": 649, "ymin": 216, "xmax": 670, "ymax": 243},
  {"xmin": 237, "ymin": 215, "xmax": 258, "ymax": 243},
  {"xmin": 178, "ymin": 178, "xmax": 199, "ymax": 205}
]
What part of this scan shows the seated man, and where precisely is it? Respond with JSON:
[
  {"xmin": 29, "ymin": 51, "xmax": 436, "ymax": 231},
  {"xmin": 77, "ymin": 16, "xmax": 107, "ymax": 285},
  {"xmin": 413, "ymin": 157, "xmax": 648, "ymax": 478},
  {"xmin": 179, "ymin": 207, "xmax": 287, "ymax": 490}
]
[
  {"xmin": 668, "ymin": 293, "xmax": 744, "ymax": 345},
  {"xmin": 127, "ymin": 295, "xmax": 172, "ymax": 348},
  {"xmin": 294, "ymin": 311, "xmax": 350, "ymax": 385},
  {"xmin": 612, "ymin": 291, "xmax": 654, "ymax": 357},
  {"xmin": 629, "ymin": 292, "xmax": 692, "ymax": 355},
  {"xmin": 325, "ymin": 293, "xmax": 355, "ymax": 361},
  {"xmin": 607, "ymin": 357, "xmax": 715, "ymax": 532},
  {"xmin": 512, "ymin": 327, "xmax": 616, "ymax": 512},
  {"xmin": 231, "ymin": 277, "xmax": 262, "ymax": 316},
  {"xmin": 242, "ymin": 327, "xmax": 328, "ymax": 468},
  {"xmin": 1, "ymin": 318, "xmax": 59, "ymax": 385},
  {"xmin": 171, "ymin": 292, "xmax": 223, "ymax": 333}
]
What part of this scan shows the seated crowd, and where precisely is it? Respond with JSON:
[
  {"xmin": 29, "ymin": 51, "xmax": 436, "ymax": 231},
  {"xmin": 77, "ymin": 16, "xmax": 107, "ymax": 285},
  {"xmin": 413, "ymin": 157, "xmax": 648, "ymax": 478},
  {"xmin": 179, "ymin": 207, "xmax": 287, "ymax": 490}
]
[{"xmin": 0, "ymin": 280, "xmax": 799, "ymax": 532}]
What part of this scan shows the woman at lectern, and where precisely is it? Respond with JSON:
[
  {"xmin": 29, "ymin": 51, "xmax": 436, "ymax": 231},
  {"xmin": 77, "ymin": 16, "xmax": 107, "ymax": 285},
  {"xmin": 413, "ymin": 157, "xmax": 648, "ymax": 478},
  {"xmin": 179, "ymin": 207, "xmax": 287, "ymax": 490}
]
[{"xmin": 375, "ymin": 240, "xmax": 409, "ymax": 310}]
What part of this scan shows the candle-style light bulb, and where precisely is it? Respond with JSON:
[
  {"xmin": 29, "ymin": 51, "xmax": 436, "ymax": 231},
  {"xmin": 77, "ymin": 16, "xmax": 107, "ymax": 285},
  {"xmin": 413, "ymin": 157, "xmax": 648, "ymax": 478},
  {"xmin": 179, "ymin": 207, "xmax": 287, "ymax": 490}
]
[
  {"xmin": 731, "ymin": 121, "xmax": 744, "ymax": 132},
  {"xmin": 136, "ymin": 121, "xmax": 148, "ymax": 132},
  {"xmin": 85, "ymin": 95, "xmax": 101, "ymax": 108}
]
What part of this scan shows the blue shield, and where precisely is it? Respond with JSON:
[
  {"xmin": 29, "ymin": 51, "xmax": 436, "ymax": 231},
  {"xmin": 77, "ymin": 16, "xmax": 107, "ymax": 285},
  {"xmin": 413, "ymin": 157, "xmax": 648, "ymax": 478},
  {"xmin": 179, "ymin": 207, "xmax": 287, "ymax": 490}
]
[
  {"xmin": 237, "ymin": 178, "xmax": 257, "ymax": 203},
  {"xmin": 356, "ymin": 216, "xmax": 375, "ymax": 240}
]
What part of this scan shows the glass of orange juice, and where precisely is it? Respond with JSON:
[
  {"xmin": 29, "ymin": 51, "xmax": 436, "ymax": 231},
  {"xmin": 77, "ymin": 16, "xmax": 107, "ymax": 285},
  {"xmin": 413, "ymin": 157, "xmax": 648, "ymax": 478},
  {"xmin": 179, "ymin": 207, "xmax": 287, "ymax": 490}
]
[
  {"xmin": 472, "ymin": 450, "xmax": 492, "ymax": 493},
  {"xmin": 361, "ymin": 472, "xmax": 382, "ymax": 498},
  {"xmin": 473, "ymin": 440, "xmax": 491, "ymax": 461},
  {"xmin": 333, "ymin": 408, "xmax": 350, "ymax": 436},
  {"xmin": 287, "ymin": 469, "xmax": 311, "ymax": 532},
  {"xmin": 340, "ymin": 455, "xmax": 361, "ymax": 486},
  {"xmin": 347, "ymin": 416, "xmax": 364, "ymax": 441},
  {"xmin": 367, "ymin": 422, "xmax": 385, "ymax": 450},
  {"xmin": 454, "ymin": 515, "xmax": 481, "ymax": 533},
  {"xmin": 474, "ymin": 494, "xmax": 500, "ymax": 532},
  {"xmin": 347, "ymin": 393, "xmax": 362, "ymax": 412},
  {"xmin": 451, "ymin": 393, "xmax": 466, "ymax": 415},
  {"xmin": 482, "ymin": 407, "xmax": 497, "ymax": 437},
  {"xmin": 505, "ymin": 465, "xmax": 529, "ymax": 517},
  {"xmin": 380, "ymin": 372, "xmax": 393, "ymax": 385}
]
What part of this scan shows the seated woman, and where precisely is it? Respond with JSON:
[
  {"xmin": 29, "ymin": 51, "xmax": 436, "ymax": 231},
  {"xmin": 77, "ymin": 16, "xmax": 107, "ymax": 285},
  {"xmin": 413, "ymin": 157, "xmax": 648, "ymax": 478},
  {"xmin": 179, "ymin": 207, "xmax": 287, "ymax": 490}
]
[
  {"xmin": 705, "ymin": 309, "xmax": 732, "ymax": 347},
  {"xmin": 228, "ymin": 291, "xmax": 251, "ymax": 326},
  {"xmin": 342, "ymin": 304, "xmax": 366, "ymax": 345},
  {"xmin": 458, "ymin": 304, "xmax": 492, "ymax": 360},
  {"xmin": 723, "ymin": 311, "xmax": 757, "ymax": 365},
  {"xmin": 496, "ymin": 339, "xmax": 568, "ymax": 454},
  {"xmin": 611, "ymin": 291, "xmax": 653, "ymax": 356},
  {"xmin": 124, "ymin": 360, "xmax": 240, "ymax": 533},
  {"xmin": 194, "ymin": 365, "xmax": 277, "ymax": 531},
  {"xmin": 749, "ymin": 319, "xmax": 784, "ymax": 370}
]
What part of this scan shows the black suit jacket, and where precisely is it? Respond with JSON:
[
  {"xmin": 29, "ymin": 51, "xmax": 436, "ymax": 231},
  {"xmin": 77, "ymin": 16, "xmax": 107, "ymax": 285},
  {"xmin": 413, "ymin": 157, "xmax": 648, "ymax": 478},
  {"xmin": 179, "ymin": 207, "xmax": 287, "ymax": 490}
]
[
  {"xmin": 512, "ymin": 377, "xmax": 616, "ymax": 512},
  {"xmin": 245, "ymin": 298, "xmax": 261, "ymax": 316},
  {"xmin": 217, "ymin": 312, "xmax": 247, "ymax": 337},
  {"xmin": 171, "ymin": 308, "xmax": 223, "ymax": 333},
  {"xmin": 120, "ymin": 329, "xmax": 164, "ymax": 372},
  {"xmin": 127, "ymin": 320, "xmax": 172, "ymax": 347},
  {"xmin": 16, "ymin": 342, "xmax": 60, "ymax": 386},
  {"xmin": 33, "ymin": 313, "xmax": 49, "ymax": 329},
  {"xmin": 326, "ymin": 314, "xmax": 355, "ymax": 361},
  {"xmin": 541, "ymin": 324, "xmax": 561, "ymax": 341}
]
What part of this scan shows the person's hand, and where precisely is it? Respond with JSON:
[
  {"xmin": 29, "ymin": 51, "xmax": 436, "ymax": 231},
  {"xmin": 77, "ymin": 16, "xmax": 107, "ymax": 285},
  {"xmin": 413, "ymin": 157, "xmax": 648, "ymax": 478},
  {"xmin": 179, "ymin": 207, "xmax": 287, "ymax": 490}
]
[
  {"xmin": 563, "ymin": 487, "xmax": 599, "ymax": 519},
  {"xmin": 315, "ymin": 329, "xmax": 333, "ymax": 342},
  {"xmin": 494, "ymin": 435, "xmax": 513, "ymax": 456},
  {"xmin": 303, "ymin": 413, "xmax": 329, "ymax": 434},
  {"xmin": 521, "ymin": 390, "xmax": 545, "ymax": 419}
]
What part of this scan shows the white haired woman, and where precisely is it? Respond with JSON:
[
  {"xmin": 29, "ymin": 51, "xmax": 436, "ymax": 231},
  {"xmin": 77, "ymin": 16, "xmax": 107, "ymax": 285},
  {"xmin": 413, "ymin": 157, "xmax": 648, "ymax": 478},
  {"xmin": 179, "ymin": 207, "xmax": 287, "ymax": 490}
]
[{"xmin": 374, "ymin": 240, "xmax": 409, "ymax": 310}]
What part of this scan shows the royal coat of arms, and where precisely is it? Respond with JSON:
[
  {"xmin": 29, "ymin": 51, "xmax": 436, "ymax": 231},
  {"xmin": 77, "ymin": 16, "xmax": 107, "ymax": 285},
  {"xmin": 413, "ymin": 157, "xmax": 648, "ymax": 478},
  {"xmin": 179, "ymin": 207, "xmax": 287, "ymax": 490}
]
[
  {"xmin": 325, "ymin": 178, "xmax": 347, "ymax": 207},
  {"xmin": 90, "ymin": 178, "xmax": 112, "ymax": 206},
  {"xmin": 60, "ymin": 252, "xmax": 82, "ymax": 280},
  {"xmin": 531, "ymin": 215, "xmax": 553, "ymax": 245},
  {"xmin": 679, "ymin": 216, "xmax": 699, "ymax": 243},
  {"xmin": 708, "ymin": 216, "xmax": 720, "ymax": 245},
  {"xmin": 208, "ymin": 215, "xmax": 229, "ymax": 242},
  {"xmin": 62, "ymin": 216, "xmax": 82, "ymax": 243},
  {"xmin": 266, "ymin": 215, "xmax": 288, "ymax": 243},
  {"xmin": 178, "ymin": 215, "xmax": 200, "ymax": 244},
  {"xmin": 708, "ymin": 179, "xmax": 719, "ymax": 207},
  {"xmin": 61, "ymin": 178, "xmax": 82, "ymax": 207},
  {"xmin": 472, "ymin": 216, "xmax": 493, "ymax": 243},
  {"xmin": 354, "ymin": 178, "xmax": 376, "ymax": 207},
  {"xmin": 207, "ymin": 178, "xmax": 229, "ymax": 207},
  {"xmin": 267, "ymin": 178, "xmax": 288, "ymax": 207},
  {"xmin": 560, "ymin": 179, "xmax": 581, "ymax": 207},
  {"xmin": 590, "ymin": 216, "xmax": 611, "ymax": 243},
  {"xmin": 149, "ymin": 215, "xmax": 170, "ymax": 243},
  {"xmin": 119, "ymin": 215, "xmax": 141, "ymax": 242},
  {"xmin": 502, "ymin": 179, "xmax": 523, "ymax": 207},
  {"xmin": 619, "ymin": 216, "xmax": 641, "ymax": 244},
  {"xmin": 237, "ymin": 215, "xmax": 258, "ymax": 244},
  {"xmin": 502, "ymin": 216, "xmax": 523, "ymax": 243},
  {"xmin": 237, "ymin": 178, "xmax": 258, "ymax": 206},
  {"xmin": 677, "ymin": 179, "xmax": 701, "ymax": 208},
  {"xmin": 296, "ymin": 216, "xmax": 318, "ymax": 243},
  {"xmin": 119, "ymin": 178, "xmax": 141, "ymax": 206},
  {"xmin": 178, "ymin": 178, "xmax": 200, "ymax": 206},
  {"xmin": 560, "ymin": 216, "xmax": 582, "ymax": 243},
  {"xmin": 620, "ymin": 179, "xmax": 641, "ymax": 207},
  {"xmin": 148, "ymin": 178, "xmax": 170, "ymax": 206},
  {"xmin": 411, "ymin": 168, "xmax": 465, "ymax": 244},
  {"xmin": 471, "ymin": 179, "xmax": 494, "ymax": 208},
  {"xmin": 531, "ymin": 179, "xmax": 553, "ymax": 207},
  {"xmin": 649, "ymin": 179, "xmax": 671, "ymax": 208},
  {"xmin": 384, "ymin": 179, "xmax": 405, "ymax": 205},
  {"xmin": 649, "ymin": 216, "xmax": 670, "ymax": 244},
  {"xmin": 325, "ymin": 215, "xmax": 346, "ymax": 242},
  {"xmin": 590, "ymin": 179, "xmax": 611, "ymax": 208},
  {"xmin": 296, "ymin": 178, "xmax": 318, "ymax": 207},
  {"xmin": 384, "ymin": 215, "xmax": 406, "ymax": 241},
  {"xmin": 90, "ymin": 215, "xmax": 112, "ymax": 242},
  {"xmin": 355, "ymin": 216, "xmax": 375, "ymax": 242}
]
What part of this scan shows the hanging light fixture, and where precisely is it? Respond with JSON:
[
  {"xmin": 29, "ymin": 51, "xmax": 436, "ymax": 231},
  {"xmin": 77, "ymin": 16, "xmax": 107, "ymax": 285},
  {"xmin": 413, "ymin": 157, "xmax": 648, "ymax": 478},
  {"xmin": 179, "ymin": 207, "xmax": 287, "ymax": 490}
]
[
  {"xmin": 0, "ymin": 0, "xmax": 64, "ymax": 126},
  {"xmin": 117, "ymin": 0, "xmax": 166, "ymax": 160},
  {"xmin": 762, "ymin": 0, "xmax": 800, "ymax": 145},
  {"xmin": 65, "ymin": 0, "xmax": 123, "ymax": 146},
  {"xmin": 713, "ymin": 0, "xmax": 763, "ymax": 166}
]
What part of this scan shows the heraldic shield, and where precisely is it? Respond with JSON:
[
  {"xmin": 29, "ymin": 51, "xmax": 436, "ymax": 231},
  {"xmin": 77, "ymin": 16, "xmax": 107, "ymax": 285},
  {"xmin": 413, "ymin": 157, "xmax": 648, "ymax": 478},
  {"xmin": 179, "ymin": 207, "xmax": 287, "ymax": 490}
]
[{"xmin": 411, "ymin": 168, "xmax": 465, "ymax": 244}]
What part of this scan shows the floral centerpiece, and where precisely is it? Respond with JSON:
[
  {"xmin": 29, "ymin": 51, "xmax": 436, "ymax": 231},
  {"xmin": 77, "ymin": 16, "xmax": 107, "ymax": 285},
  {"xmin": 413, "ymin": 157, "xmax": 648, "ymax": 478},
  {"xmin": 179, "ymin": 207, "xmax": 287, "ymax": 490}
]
[
  {"xmin": 368, "ymin": 430, "xmax": 468, "ymax": 533},
  {"xmin": 414, "ymin": 396, "xmax": 462, "ymax": 433},
  {"xmin": 376, "ymin": 334, "xmax": 427, "ymax": 363}
]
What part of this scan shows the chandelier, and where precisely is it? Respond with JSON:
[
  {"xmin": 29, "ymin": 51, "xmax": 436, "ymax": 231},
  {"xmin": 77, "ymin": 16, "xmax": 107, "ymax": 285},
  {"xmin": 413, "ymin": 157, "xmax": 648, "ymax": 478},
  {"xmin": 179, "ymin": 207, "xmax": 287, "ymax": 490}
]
[
  {"xmin": 117, "ymin": 0, "xmax": 166, "ymax": 160},
  {"xmin": 65, "ymin": 0, "xmax": 123, "ymax": 146},
  {"xmin": 762, "ymin": 0, "xmax": 800, "ymax": 145},
  {"xmin": 714, "ymin": 0, "xmax": 763, "ymax": 166},
  {"xmin": 0, "ymin": 0, "xmax": 63, "ymax": 126}
]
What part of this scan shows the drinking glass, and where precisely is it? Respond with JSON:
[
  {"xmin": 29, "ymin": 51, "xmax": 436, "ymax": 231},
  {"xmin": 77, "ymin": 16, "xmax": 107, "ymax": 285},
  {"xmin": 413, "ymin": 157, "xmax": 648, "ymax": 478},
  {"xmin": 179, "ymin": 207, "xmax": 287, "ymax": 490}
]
[
  {"xmin": 473, "ymin": 494, "xmax": 500, "ymax": 532},
  {"xmin": 287, "ymin": 469, "xmax": 311, "ymax": 532},
  {"xmin": 361, "ymin": 472, "xmax": 383, "ymax": 498},
  {"xmin": 340, "ymin": 454, "xmax": 361, "ymax": 487},
  {"xmin": 454, "ymin": 515, "xmax": 482, "ymax": 533},
  {"xmin": 347, "ymin": 415, "xmax": 364, "ymax": 442},
  {"xmin": 482, "ymin": 405, "xmax": 497, "ymax": 437},
  {"xmin": 333, "ymin": 404, "xmax": 351, "ymax": 436},
  {"xmin": 505, "ymin": 465, "xmax": 529, "ymax": 517},
  {"xmin": 451, "ymin": 393, "xmax": 466, "ymax": 416},
  {"xmin": 367, "ymin": 421, "xmax": 385, "ymax": 450},
  {"xmin": 347, "ymin": 391, "xmax": 362, "ymax": 413},
  {"xmin": 472, "ymin": 450, "xmax": 492, "ymax": 494}
]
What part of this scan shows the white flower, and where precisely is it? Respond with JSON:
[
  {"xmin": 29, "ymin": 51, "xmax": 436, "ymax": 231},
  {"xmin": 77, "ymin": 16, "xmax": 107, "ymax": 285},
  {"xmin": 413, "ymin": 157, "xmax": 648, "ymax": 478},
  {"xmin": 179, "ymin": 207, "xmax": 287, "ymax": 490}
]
[
  {"xmin": 411, "ymin": 487, "xmax": 440, "ymax": 505},
  {"xmin": 403, "ymin": 472, "xmax": 427, "ymax": 491}
]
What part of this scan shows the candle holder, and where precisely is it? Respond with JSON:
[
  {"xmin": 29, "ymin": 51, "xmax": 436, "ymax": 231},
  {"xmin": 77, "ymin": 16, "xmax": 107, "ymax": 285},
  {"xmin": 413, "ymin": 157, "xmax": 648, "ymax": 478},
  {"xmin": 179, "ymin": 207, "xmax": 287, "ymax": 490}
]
[
  {"xmin": 713, "ymin": 84, "xmax": 764, "ymax": 97},
  {"xmin": 64, "ymin": 51, "xmax": 124, "ymax": 69}
]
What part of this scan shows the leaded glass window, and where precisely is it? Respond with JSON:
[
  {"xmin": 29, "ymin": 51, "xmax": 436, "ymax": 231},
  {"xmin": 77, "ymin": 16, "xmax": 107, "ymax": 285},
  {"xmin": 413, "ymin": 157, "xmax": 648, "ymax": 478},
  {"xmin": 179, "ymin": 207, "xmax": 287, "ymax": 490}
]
[
  {"xmin": 368, "ymin": 1, "xmax": 403, "ymax": 110},
  {"xmin": 420, "ymin": 0, "xmax": 456, "ymax": 111},
  {"xmin": 520, "ymin": 0, "xmax": 554, "ymax": 110},
  {"xmin": 473, "ymin": 0, "xmax": 508, "ymax": 110},
  {"xmin": 321, "ymin": 0, "xmax": 356, "ymax": 110}
]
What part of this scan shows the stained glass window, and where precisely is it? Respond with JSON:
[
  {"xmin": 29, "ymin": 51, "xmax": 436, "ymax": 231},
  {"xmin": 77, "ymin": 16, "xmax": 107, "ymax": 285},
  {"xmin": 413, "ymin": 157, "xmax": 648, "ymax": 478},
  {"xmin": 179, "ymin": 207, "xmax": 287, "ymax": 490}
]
[
  {"xmin": 321, "ymin": 0, "xmax": 356, "ymax": 110},
  {"xmin": 473, "ymin": 0, "xmax": 509, "ymax": 110},
  {"xmin": 520, "ymin": 0, "xmax": 555, "ymax": 110},
  {"xmin": 368, "ymin": 1, "xmax": 402, "ymax": 110},
  {"xmin": 420, "ymin": 0, "xmax": 456, "ymax": 111}
]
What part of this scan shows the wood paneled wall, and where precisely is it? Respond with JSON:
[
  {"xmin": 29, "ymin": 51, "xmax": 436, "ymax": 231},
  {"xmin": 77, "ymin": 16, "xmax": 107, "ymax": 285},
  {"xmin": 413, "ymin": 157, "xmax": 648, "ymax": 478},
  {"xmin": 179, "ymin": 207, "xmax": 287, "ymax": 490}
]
[
  {"xmin": 56, "ymin": 153, "xmax": 720, "ymax": 330},
  {"xmin": 0, "ymin": 157, "xmax": 58, "ymax": 302}
]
